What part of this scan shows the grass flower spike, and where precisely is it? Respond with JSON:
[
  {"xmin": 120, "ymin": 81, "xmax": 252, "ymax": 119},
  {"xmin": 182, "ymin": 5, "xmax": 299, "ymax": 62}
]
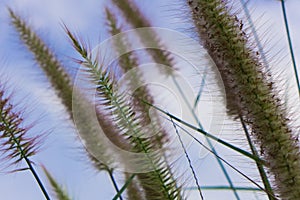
[
  {"xmin": 9, "ymin": 8, "xmax": 127, "ymax": 197},
  {"xmin": 66, "ymin": 28, "xmax": 183, "ymax": 200},
  {"xmin": 43, "ymin": 166, "xmax": 71, "ymax": 200},
  {"xmin": 189, "ymin": 0, "xmax": 300, "ymax": 198},
  {"xmin": 3, "ymin": 0, "xmax": 300, "ymax": 199},
  {"xmin": 0, "ymin": 83, "xmax": 49, "ymax": 199}
]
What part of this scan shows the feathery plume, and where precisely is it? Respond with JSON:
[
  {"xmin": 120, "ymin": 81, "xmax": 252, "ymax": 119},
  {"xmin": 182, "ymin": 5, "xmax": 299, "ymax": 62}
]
[
  {"xmin": 43, "ymin": 166, "xmax": 71, "ymax": 200},
  {"xmin": 66, "ymin": 28, "xmax": 183, "ymax": 199},
  {"xmin": 188, "ymin": 0, "xmax": 300, "ymax": 198},
  {"xmin": 0, "ymin": 83, "xmax": 49, "ymax": 199}
]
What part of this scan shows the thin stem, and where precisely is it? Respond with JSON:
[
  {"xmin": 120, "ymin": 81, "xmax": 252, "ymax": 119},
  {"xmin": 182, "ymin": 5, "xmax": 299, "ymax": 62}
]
[
  {"xmin": 170, "ymin": 117, "xmax": 203, "ymax": 200},
  {"xmin": 280, "ymin": 0, "xmax": 300, "ymax": 98},
  {"xmin": 142, "ymin": 99, "xmax": 265, "ymax": 165},
  {"xmin": 239, "ymin": 0, "xmax": 269, "ymax": 69},
  {"xmin": 239, "ymin": 116, "xmax": 275, "ymax": 200},
  {"xmin": 0, "ymin": 90, "xmax": 50, "ymax": 200},
  {"xmin": 172, "ymin": 121, "xmax": 277, "ymax": 199},
  {"xmin": 172, "ymin": 76, "xmax": 240, "ymax": 199},
  {"xmin": 4, "ymin": 120, "xmax": 50, "ymax": 200},
  {"xmin": 185, "ymin": 186, "xmax": 262, "ymax": 191},
  {"xmin": 112, "ymin": 174, "xmax": 135, "ymax": 200},
  {"xmin": 239, "ymin": 4, "xmax": 275, "ymax": 197},
  {"xmin": 6, "ymin": 126, "xmax": 50, "ymax": 200},
  {"xmin": 107, "ymin": 169, "xmax": 123, "ymax": 200},
  {"xmin": 193, "ymin": 67, "xmax": 207, "ymax": 110},
  {"xmin": 24, "ymin": 157, "xmax": 51, "ymax": 200}
]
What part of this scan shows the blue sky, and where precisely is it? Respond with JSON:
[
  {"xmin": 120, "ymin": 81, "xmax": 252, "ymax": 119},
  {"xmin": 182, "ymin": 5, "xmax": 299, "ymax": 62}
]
[{"xmin": 0, "ymin": 0, "xmax": 300, "ymax": 200}]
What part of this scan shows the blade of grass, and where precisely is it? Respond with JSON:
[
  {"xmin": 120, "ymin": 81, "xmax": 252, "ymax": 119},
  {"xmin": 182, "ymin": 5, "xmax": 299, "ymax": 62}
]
[
  {"xmin": 170, "ymin": 119, "xmax": 278, "ymax": 199},
  {"xmin": 239, "ymin": 0, "xmax": 269, "ymax": 69},
  {"xmin": 239, "ymin": 116, "xmax": 275, "ymax": 200},
  {"xmin": 171, "ymin": 75, "xmax": 240, "ymax": 199},
  {"xmin": 141, "ymin": 99, "xmax": 265, "ymax": 165},
  {"xmin": 107, "ymin": 168, "xmax": 123, "ymax": 200},
  {"xmin": 185, "ymin": 186, "xmax": 262, "ymax": 191},
  {"xmin": 112, "ymin": 174, "xmax": 136, "ymax": 200},
  {"xmin": 170, "ymin": 117, "xmax": 203, "ymax": 199},
  {"xmin": 280, "ymin": 0, "xmax": 300, "ymax": 98},
  {"xmin": 193, "ymin": 66, "xmax": 207, "ymax": 110}
]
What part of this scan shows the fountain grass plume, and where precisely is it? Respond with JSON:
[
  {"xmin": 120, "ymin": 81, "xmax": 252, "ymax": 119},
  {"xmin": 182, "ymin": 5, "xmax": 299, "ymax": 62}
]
[
  {"xmin": 9, "ymin": 8, "xmax": 129, "ymax": 198},
  {"xmin": 111, "ymin": 0, "xmax": 175, "ymax": 75},
  {"xmin": 188, "ymin": 0, "xmax": 300, "ymax": 198},
  {"xmin": 0, "ymin": 83, "xmax": 49, "ymax": 199},
  {"xmin": 43, "ymin": 166, "xmax": 71, "ymax": 200},
  {"xmin": 65, "ymin": 28, "xmax": 183, "ymax": 200}
]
